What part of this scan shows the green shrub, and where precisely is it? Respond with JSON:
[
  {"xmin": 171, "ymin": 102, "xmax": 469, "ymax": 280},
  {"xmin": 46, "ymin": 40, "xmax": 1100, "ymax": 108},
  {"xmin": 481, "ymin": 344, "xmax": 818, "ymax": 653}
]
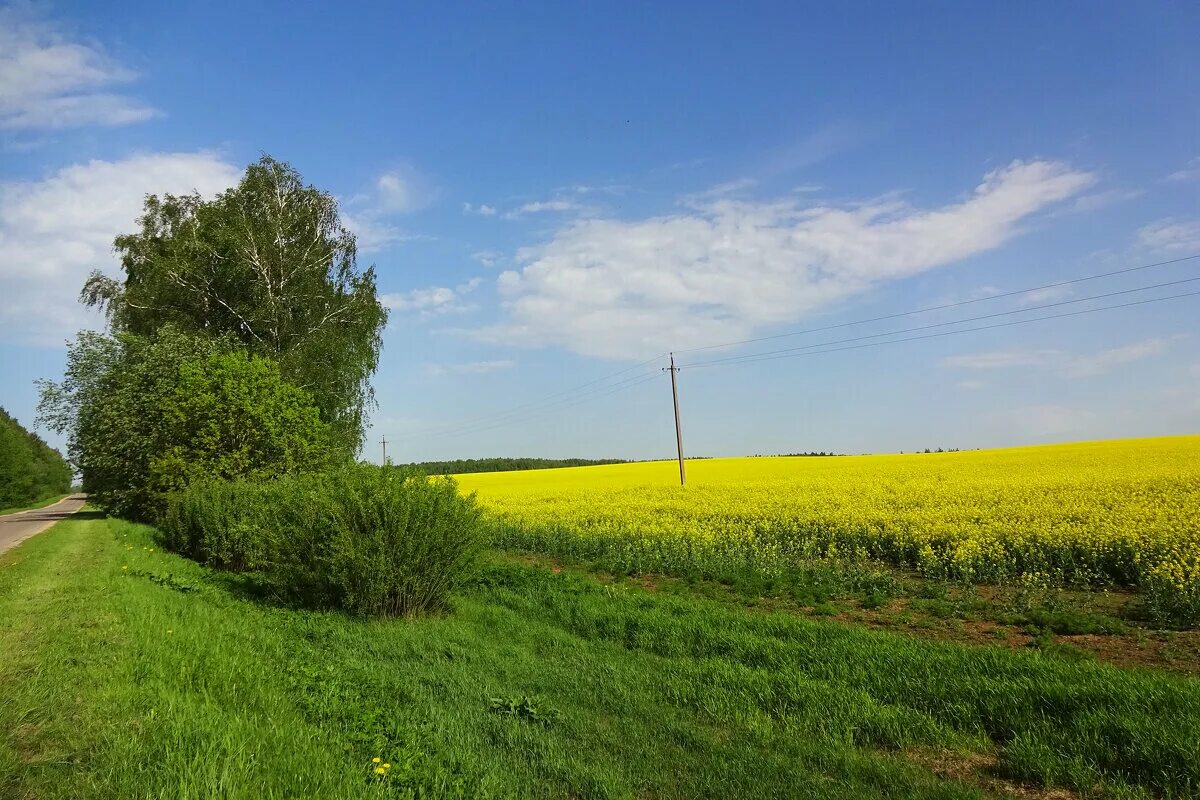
[
  {"xmin": 160, "ymin": 480, "xmax": 271, "ymax": 572},
  {"xmin": 163, "ymin": 465, "xmax": 487, "ymax": 617},
  {"xmin": 265, "ymin": 466, "xmax": 485, "ymax": 616}
]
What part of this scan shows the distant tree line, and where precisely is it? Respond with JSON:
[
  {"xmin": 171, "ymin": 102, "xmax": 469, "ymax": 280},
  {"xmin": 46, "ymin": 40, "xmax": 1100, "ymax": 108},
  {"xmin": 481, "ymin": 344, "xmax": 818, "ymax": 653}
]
[
  {"xmin": 400, "ymin": 457, "xmax": 629, "ymax": 475},
  {"xmin": 748, "ymin": 452, "xmax": 842, "ymax": 458},
  {"xmin": 0, "ymin": 407, "xmax": 71, "ymax": 510}
]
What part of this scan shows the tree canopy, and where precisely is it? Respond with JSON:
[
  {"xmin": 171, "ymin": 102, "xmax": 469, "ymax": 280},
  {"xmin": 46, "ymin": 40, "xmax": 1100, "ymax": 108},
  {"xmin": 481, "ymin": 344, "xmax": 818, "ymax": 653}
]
[{"xmin": 81, "ymin": 156, "xmax": 387, "ymax": 456}]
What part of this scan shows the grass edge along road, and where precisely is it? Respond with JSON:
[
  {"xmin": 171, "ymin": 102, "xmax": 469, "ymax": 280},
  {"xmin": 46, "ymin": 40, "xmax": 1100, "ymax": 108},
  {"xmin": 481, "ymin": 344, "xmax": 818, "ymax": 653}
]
[{"xmin": 3, "ymin": 516, "xmax": 1200, "ymax": 799}]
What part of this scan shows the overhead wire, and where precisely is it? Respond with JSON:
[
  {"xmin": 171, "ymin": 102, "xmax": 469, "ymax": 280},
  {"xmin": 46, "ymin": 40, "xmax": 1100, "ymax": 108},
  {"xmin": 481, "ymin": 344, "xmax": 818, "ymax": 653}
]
[
  {"xmin": 680, "ymin": 275, "xmax": 1200, "ymax": 369},
  {"xmin": 382, "ymin": 254, "xmax": 1200, "ymax": 446},
  {"xmin": 673, "ymin": 253, "xmax": 1199, "ymax": 355},
  {"xmin": 682, "ymin": 289, "xmax": 1200, "ymax": 370}
]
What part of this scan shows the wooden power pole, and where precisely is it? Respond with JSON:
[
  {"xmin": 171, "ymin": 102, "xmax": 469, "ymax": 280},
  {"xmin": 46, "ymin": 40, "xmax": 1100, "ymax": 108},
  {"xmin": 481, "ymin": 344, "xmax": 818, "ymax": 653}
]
[
  {"xmin": 380, "ymin": 435, "xmax": 389, "ymax": 465},
  {"xmin": 666, "ymin": 353, "xmax": 686, "ymax": 486}
]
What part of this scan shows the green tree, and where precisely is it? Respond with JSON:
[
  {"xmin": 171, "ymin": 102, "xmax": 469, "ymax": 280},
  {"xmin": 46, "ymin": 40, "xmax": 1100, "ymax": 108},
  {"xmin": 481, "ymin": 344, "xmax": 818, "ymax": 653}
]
[
  {"xmin": 81, "ymin": 156, "xmax": 387, "ymax": 457},
  {"xmin": 38, "ymin": 327, "xmax": 330, "ymax": 521}
]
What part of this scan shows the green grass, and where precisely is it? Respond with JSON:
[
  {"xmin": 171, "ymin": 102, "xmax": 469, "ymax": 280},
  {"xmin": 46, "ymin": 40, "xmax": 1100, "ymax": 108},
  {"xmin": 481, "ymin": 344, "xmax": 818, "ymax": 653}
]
[
  {"xmin": 0, "ymin": 493, "xmax": 70, "ymax": 516},
  {"xmin": 3, "ymin": 517, "xmax": 1200, "ymax": 798}
]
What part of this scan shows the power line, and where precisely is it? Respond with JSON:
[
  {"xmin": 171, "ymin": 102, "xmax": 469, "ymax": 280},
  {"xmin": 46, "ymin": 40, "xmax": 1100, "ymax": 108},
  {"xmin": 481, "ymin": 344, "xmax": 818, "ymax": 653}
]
[
  {"xmin": 674, "ymin": 254, "xmax": 1199, "ymax": 355},
  {"xmin": 384, "ymin": 254, "xmax": 1200, "ymax": 450},
  {"xmin": 682, "ymin": 289, "xmax": 1200, "ymax": 371},
  {"xmin": 681, "ymin": 275, "xmax": 1200, "ymax": 369}
]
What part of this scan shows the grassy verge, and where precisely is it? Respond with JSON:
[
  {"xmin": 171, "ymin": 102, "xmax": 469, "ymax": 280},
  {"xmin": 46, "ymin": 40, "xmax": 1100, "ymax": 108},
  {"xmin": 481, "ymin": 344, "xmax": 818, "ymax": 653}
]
[
  {"xmin": 2, "ymin": 517, "xmax": 1199, "ymax": 799},
  {"xmin": 0, "ymin": 494, "xmax": 70, "ymax": 516},
  {"xmin": 498, "ymin": 552, "xmax": 1200, "ymax": 676}
]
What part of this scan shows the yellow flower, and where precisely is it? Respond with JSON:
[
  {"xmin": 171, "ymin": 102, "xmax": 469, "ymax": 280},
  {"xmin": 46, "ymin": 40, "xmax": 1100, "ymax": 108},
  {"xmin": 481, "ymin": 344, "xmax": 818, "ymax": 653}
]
[
  {"xmin": 383, "ymin": 763, "xmax": 391, "ymax": 769},
  {"xmin": 372, "ymin": 757, "xmax": 381, "ymax": 763},
  {"xmin": 374, "ymin": 767, "xmax": 386, "ymax": 775},
  {"xmin": 122, "ymin": 566, "xmax": 128, "ymax": 571}
]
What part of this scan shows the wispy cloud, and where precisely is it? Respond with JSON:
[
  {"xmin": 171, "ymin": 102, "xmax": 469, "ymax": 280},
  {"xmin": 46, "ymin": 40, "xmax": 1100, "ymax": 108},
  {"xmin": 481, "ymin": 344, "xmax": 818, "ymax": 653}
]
[
  {"xmin": 1138, "ymin": 218, "xmax": 1200, "ymax": 253},
  {"xmin": 0, "ymin": 6, "xmax": 160, "ymax": 130},
  {"xmin": 1068, "ymin": 338, "xmax": 1176, "ymax": 377},
  {"xmin": 1019, "ymin": 285, "xmax": 1074, "ymax": 305},
  {"xmin": 382, "ymin": 277, "xmax": 483, "ymax": 317},
  {"xmin": 476, "ymin": 160, "xmax": 1095, "ymax": 359},
  {"xmin": 503, "ymin": 199, "xmax": 586, "ymax": 219},
  {"xmin": 342, "ymin": 167, "xmax": 433, "ymax": 251},
  {"xmin": 463, "ymin": 202, "xmax": 497, "ymax": 216},
  {"xmin": 941, "ymin": 337, "xmax": 1178, "ymax": 378},
  {"xmin": 425, "ymin": 359, "xmax": 516, "ymax": 376},
  {"xmin": 1165, "ymin": 157, "xmax": 1200, "ymax": 183},
  {"xmin": 941, "ymin": 350, "xmax": 1064, "ymax": 370},
  {"xmin": 472, "ymin": 250, "xmax": 504, "ymax": 268},
  {"xmin": 989, "ymin": 404, "xmax": 1098, "ymax": 438}
]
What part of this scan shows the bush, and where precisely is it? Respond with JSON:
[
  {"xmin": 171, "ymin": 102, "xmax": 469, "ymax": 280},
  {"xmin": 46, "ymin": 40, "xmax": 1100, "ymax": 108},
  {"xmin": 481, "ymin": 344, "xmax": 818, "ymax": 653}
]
[
  {"xmin": 160, "ymin": 480, "xmax": 270, "ymax": 572},
  {"xmin": 267, "ymin": 466, "xmax": 485, "ymax": 616},
  {"xmin": 162, "ymin": 465, "xmax": 486, "ymax": 617}
]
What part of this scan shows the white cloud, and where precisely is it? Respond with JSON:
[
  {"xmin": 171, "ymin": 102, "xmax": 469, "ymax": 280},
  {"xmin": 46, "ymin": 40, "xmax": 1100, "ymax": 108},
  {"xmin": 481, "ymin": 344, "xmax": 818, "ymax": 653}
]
[
  {"xmin": 375, "ymin": 171, "xmax": 428, "ymax": 213},
  {"xmin": 0, "ymin": 7, "xmax": 160, "ymax": 130},
  {"xmin": 1165, "ymin": 157, "xmax": 1200, "ymax": 183},
  {"xmin": 1138, "ymin": 218, "xmax": 1200, "ymax": 253},
  {"xmin": 381, "ymin": 277, "xmax": 483, "ymax": 317},
  {"xmin": 0, "ymin": 151, "xmax": 241, "ymax": 344},
  {"xmin": 463, "ymin": 202, "xmax": 496, "ymax": 216},
  {"xmin": 479, "ymin": 160, "xmax": 1095, "ymax": 359},
  {"xmin": 426, "ymin": 359, "xmax": 516, "ymax": 376},
  {"xmin": 941, "ymin": 337, "xmax": 1177, "ymax": 378}
]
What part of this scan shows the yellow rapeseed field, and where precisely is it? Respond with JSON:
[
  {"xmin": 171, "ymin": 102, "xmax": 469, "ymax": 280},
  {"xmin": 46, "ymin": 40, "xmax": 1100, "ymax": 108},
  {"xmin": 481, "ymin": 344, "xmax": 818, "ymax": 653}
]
[{"xmin": 458, "ymin": 436, "xmax": 1200, "ymax": 622}]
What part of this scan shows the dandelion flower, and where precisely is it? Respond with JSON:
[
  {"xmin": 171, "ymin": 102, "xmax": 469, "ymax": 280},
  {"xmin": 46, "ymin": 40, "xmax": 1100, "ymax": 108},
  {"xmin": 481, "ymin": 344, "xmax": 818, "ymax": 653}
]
[
  {"xmin": 383, "ymin": 763, "xmax": 391, "ymax": 769},
  {"xmin": 372, "ymin": 757, "xmax": 381, "ymax": 763},
  {"xmin": 374, "ymin": 767, "xmax": 386, "ymax": 775}
]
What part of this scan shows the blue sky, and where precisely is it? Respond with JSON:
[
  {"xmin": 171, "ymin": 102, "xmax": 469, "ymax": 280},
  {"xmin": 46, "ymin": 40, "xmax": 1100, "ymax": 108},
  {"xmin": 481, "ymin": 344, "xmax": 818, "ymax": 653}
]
[{"xmin": 1, "ymin": 1, "xmax": 1198, "ymax": 462}]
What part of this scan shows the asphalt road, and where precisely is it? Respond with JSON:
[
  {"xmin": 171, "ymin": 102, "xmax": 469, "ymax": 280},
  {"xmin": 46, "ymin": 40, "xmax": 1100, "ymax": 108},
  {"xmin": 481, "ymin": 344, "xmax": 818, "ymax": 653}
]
[{"xmin": 0, "ymin": 495, "xmax": 88, "ymax": 556}]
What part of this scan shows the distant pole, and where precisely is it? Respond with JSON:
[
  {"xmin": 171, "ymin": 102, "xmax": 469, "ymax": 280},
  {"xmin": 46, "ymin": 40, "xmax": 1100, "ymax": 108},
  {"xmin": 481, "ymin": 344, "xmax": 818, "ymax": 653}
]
[
  {"xmin": 666, "ymin": 353, "xmax": 686, "ymax": 486},
  {"xmin": 380, "ymin": 436, "xmax": 389, "ymax": 465}
]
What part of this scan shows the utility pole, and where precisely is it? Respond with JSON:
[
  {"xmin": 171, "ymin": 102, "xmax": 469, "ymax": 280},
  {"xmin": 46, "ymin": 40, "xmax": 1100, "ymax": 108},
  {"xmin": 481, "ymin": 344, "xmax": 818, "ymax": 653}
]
[
  {"xmin": 380, "ymin": 435, "xmax": 389, "ymax": 465},
  {"xmin": 665, "ymin": 353, "xmax": 686, "ymax": 486}
]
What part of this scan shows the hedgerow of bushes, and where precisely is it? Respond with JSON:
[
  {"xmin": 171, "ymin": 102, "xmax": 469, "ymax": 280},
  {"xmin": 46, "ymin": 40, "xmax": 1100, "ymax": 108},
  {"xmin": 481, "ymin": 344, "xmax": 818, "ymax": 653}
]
[{"xmin": 162, "ymin": 465, "xmax": 485, "ymax": 617}]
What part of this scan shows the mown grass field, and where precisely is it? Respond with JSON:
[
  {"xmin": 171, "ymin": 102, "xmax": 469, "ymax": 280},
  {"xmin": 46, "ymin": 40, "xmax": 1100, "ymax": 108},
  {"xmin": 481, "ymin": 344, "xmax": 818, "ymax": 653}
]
[
  {"xmin": 3, "ymin": 515, "xmax": 1200, "ymax": 798},
  {"xmin": 460, "ymin": 437, "xmax": 1200, "ymax": 624}
]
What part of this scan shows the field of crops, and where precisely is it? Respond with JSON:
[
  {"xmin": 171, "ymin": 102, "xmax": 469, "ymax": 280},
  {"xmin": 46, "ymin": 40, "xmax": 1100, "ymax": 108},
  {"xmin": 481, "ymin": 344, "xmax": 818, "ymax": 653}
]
[{"xmin": 458, "ymin": 436, "xmax": 1200, "ymax": 624}]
